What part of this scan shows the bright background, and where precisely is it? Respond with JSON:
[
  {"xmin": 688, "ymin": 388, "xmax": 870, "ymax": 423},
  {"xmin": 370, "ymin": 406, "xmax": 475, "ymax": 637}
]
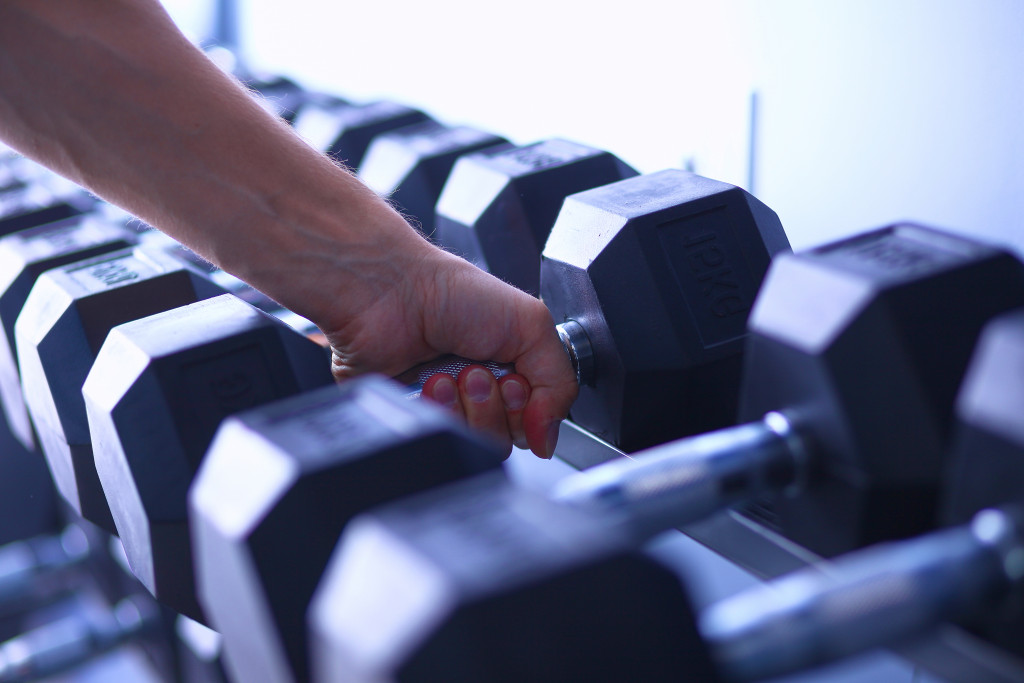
[{"xmin": 163, "ymin": 0, "xmax": 1024, "ymax": 252}]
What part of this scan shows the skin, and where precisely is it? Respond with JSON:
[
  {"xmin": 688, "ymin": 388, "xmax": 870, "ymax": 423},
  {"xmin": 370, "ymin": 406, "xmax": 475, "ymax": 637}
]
[{"xmin": 0, "ymin": 0, "xmax": 577, "ymax": 457}]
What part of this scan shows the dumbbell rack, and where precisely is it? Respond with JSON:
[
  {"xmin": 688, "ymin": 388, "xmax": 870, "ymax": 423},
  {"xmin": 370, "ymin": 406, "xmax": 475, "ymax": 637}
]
[
  {"xmin": 554, "ymin": 419, "xmax": 1024, "ymax": 683},
  {"xmin": 3, "ymin": 62, "xmax": 1024, "ymax": 681}
]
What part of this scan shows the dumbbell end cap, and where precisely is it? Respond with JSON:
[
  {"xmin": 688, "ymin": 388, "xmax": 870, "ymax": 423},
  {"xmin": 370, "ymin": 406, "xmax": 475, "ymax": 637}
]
[{"xmin": 556, "ymin": 319, "xmax": 591, "ymax": 386}]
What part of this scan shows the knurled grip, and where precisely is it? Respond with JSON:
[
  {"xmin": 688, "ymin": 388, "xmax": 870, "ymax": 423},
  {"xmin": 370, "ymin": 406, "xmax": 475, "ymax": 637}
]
[
  {"xmin": 397, "ymin": 355, "xmax": 514, "ymax": 398},
  {"xmin": 397, "ymin": 322, "xmax": 582, "ymax": 398}
]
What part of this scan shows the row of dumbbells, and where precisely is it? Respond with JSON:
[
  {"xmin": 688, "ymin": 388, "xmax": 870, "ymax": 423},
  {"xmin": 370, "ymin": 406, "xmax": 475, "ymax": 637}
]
[{"xmin": 0, "ymin": 72, "xmax": 1023, "ymax": 683}]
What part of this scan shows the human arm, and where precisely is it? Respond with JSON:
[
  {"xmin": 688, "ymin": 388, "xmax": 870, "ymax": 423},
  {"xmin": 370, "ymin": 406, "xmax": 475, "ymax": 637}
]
[{"xmin": 0, "ymin": 0, "xmax": 576, "ymax": 456}]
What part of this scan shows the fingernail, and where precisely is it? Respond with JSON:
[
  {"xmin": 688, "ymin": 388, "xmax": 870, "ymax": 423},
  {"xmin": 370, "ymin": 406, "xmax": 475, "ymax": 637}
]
[
  {"xmin": 544, "ymin": 421, "xmax": 560, "ymax": 459},
  {"xmin": 431, "ymin": 376, "xmax": 458, "ymax": 408},
  {"xmin": 500, "ymin": 380, "xmax": 527, "ymax": 411},
  {"xmin": 466, "ymin": 368, "xmax": 492, "ymax": 404},
  {"xmin": 513, "ymin": 435, "xmax": 529, "ymax": 450}
]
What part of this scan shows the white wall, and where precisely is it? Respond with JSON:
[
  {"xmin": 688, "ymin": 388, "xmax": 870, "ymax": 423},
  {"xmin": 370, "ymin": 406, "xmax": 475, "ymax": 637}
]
[{"xmin": 745, "ymin": 0, "xmax": 1024, "ymax": 250}]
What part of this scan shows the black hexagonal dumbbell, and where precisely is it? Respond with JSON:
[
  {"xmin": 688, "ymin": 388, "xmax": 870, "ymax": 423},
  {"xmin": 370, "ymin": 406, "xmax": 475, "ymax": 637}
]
[
  {"xmin": 291, "ymin": 98, "xmax": 431, "ymax": 170},
  {"xmin": 0, "ymin": 180, "xmax": 125, "ymax": 542},
  {"xmin": 0, "ymin": 167, "xmax": 98, "ymax": 240},
  {"xmin": 554, "ymin": 224, "xmax": 1024, "ymax": 555},
  {"xmin": 434, "ymin": 138, "xmax": 638, "ymax": 295},
  {"xmin": 399, "ymin": 165, "xmax": 786, "ymax": 457},
  {"xmin": 242, "ymin": 74, "xmax": 345, "ymax": 125},
  {"xmin": 310, "ymin": 472, "xmax": 717, "ymax": 683},
  {"xmin": 0, "ymin": 144, "xmax": 100, "ymax": 235},
  {"xmin": 357, "ymin": 120, "xmax": 510, "ymax": 238},
  {"xmin": 82, "ymin": 287, "xmax": 498, "ymax": 629},
  {"xmin": 16, "ymin": 247, "xmax": 227, "ymax": 533},
  {"xmin": 698, "ymin": 309, "xmax": 1024, "ymax": 680},
  {"xmin": 938, "ymin": 308, "xmax": 1024, "ymax": 659},
  {"xmin": 83, "ymin": 293, "xmax": 336, "ymax": 622},
  {"xmin": 541, "ymin": 168, "xmax": 790, "ymax": 451},
  {"xmin": 186, "ymin": 376, "xmax": 508, "ymax": 683},
  {"xmin": 0, "ymin": 216, "xmax": 134, "ymax": 451},
  {"xmin": 309, "ymin": 303, "xmax": 1024, "ymax": 683},
  {"xmin": 161, "ymin": 242, "xmax": 322, "ymax": 338},
  {"xmin": 175, "ymin": 615, "xmax": 229, "ymax": 683}
]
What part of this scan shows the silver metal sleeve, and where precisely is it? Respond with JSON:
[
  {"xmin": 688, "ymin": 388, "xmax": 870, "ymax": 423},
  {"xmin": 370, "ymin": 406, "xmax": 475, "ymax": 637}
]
[
  {"xmin": 551, "ymin": 412, "xmax": 806, "ymax": 537},
  {"xmin": 555, "ymin": 320, "xmax": 592, "ymax": 386},
  {"xmin": 0, "ymin": 594, "xmax": 159, "ymax": 683},
  {"xmin": 702, "ymin": 508, "xmax": 1024, "ymax": 682},
  {"xmin": 0, "ymin": 526, "xmax": 89, "ymax": 610}
]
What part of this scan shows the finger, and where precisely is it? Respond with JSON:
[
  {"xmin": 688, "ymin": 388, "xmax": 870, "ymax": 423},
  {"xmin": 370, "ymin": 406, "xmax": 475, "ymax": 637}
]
[
  {"xmin": 510, "ymin": 319, "xmax": 578, "ymax": 459},
  {"xmin": 518, "ymin": 357, "xmax": 578, "ymax": 459},
  {"xmin": 522, "ymin": 387, "xmax": 570, "ymax": 459},
  {"xmin": 422, "ymin": 373, "xmax": 465, "ymax": 420},
  {"xmin": 458, "ymin": 365, "xmax": 512, "ymax": 455},
  {"xmin": 498, "ymin": 374, "xmax": 530, "ymax": 450}
]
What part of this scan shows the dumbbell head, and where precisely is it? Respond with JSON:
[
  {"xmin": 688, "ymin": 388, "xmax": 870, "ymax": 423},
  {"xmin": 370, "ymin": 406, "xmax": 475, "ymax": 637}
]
[
  {"xmin": 0, "ymin": 195, "xmax": 95, "ymax": 239},
  {"xmin": 358, "ymin": 120, "xmax": 510, "ymax": 238},
  {"xmin": 942, "ymin": 309, "xmax": 1024, "ymax": 525},
  {"xmin": 435, "ymin": 139, "xmax": 638, "ymax": 295},
  {"xmin": 189, "ymin": 375, "xmax": 506, "ymax": 683},
  {"xmin": 84, "ymin": 294, "xmax": 334, "ymax": 621},
  {"xmin": 310, "ymin": 474, "xmax": 717, "ymax": 683},
  {"xmin": 245, "ymin": 75, "xmax": 325, "ymax": 123},
  {"xmin": 739, "ymin": 225, "xmax": 1024, "ymax": 555},
  {"xmin": 176, "ymin": 616, "xmax": 227, "ymax": 683},
  {"xmin": 16, "ymin": 247, "xmax": 226, "ymax": 532},
  {"xmin": 541, "ymin": 169, "xmax": 790, "ymax": 451},
  {"xmin": 0, "ymin": 217, "xmax": 133, "ymax": 450},
  {"xmin": 940, "ymin": 309, "xmax": 1024, "ymax": 659},
  {"xmin": 292, "ymin": 100, "xmax": 431, "ymax": 170}
]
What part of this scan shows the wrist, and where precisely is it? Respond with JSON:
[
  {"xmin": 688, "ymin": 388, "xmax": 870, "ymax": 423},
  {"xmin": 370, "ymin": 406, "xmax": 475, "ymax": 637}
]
[{"xmin": 220, "ymin": 180, "xmax": 436, "ymax": 335}]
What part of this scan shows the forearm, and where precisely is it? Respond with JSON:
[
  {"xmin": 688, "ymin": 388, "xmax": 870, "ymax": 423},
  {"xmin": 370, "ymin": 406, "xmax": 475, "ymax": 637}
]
[
  {"xmin": 0, "ymin": 0, "xmax": 428, "ymax": 327},
  {"xmin": 0, "ymin": 1, "xmax": 577, "ymax": 457}
]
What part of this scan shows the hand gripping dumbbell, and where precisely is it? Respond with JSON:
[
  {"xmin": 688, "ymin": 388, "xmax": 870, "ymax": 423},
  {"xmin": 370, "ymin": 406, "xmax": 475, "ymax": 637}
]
[
  {"xmin": 553, "ymin": 223, "xmax": 1024, "ymax": 555},
  {"xmin": 308, "ymin": 306, "xmax": 1024, "ymax": 683},
  {"xmin": 131, "ymin": 168, "xmax": 787, "ymax": 460},
  {"xmin": 434, "ymin": 138, "xmax": 638, "ymax": 295},
  {"xmin": 539, "ymin": 168, "xmax": 790, "ymax": 451},
  {"xmin": 417, "ymin": 166, "xmax": 790, "ymax": 454}
]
